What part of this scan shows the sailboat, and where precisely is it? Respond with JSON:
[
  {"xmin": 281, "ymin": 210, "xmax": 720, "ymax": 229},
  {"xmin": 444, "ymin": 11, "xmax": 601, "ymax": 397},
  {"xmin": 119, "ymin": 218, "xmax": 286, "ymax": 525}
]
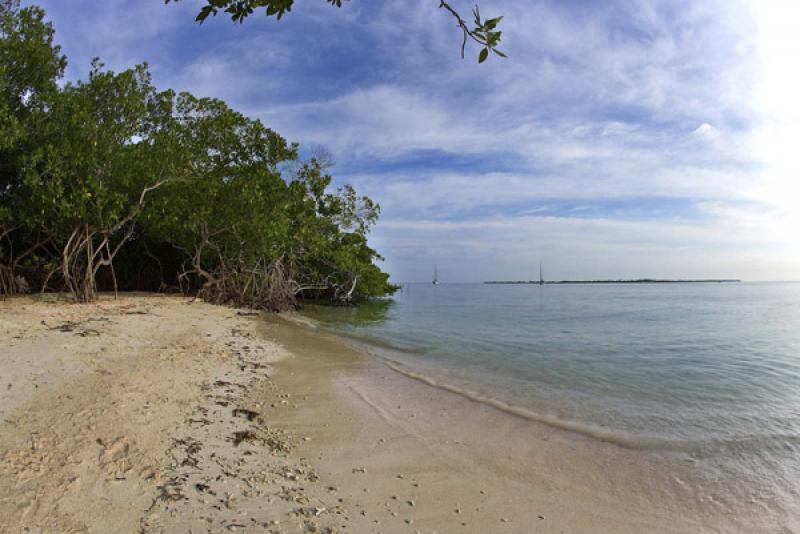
[
  {"xmin": 539, "ymin": 262, "xmax": 544, "ymax": 286},
  {"xmin": 432, "ymin": 265, "xmax": 440, "ymax": 285}
]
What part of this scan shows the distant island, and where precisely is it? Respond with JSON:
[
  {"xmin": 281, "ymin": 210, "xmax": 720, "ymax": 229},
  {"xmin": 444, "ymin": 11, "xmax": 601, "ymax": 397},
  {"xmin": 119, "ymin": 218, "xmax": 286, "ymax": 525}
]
[{"xmin": 484, "ymin": 279, "xmax": 741, "ymax": 285}]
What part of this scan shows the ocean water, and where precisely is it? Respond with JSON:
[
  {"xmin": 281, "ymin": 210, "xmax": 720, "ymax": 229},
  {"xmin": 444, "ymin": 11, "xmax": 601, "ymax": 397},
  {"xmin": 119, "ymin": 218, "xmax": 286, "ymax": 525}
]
[{"xmin": 302, "ymin": 282, "xmax": 800, "ymax": 516}]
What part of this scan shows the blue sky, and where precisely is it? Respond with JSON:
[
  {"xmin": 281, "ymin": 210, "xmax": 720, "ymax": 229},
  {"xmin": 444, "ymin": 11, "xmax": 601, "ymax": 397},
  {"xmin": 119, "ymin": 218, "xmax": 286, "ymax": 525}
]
[{"xmin": 30, "ymin": 0, "xmax": 800, "ymax": 282}]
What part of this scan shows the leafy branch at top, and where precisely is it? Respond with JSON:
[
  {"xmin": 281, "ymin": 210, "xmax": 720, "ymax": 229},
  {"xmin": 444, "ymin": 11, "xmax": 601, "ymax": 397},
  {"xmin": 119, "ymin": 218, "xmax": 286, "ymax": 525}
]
[
  {"xmin": 438, "ymin": 2, "xmax": 505, "ymax": 63},
  {"xmin": 164, "ymin": 0, "xmax": 506, "ymax": 63},
  {"xmin": 167, "ymin": 0, "xmax": 345, "ymax": 23}
]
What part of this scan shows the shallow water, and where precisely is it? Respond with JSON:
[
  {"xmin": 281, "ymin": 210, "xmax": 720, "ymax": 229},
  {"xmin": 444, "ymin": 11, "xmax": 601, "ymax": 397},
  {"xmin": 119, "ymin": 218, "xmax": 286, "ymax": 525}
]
[{"xmin": 303, "ymin": 282, "xmax": 800, "ymax": 523}]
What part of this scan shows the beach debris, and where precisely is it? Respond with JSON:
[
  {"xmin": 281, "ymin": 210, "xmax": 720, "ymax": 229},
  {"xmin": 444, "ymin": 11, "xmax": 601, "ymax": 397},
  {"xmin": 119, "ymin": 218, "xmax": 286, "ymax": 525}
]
[
  {"xmin": 195, "ymin": 482, "xmax": 215, "ymax": 494},
  {"xmin": 153, "ymin": 478, "xmax": 187, "ymax": 504},
  {"xmin": 231, "ymin": 430, "xmax": 258, "ymax": 446},
  {"xmin": 44, "ymin": 316, "xmax": 110, "ymax": 336},
  {"xmin": 232, "ymin": 408, "xmax": 260, "ymax": 421},
  {"xmin": 75, "ymin": 328, "xmax": 100, "ymax": 337},
  {"xmin": 239, "ymin": 360, "xmax": 269, "ymax": 372},
  {"xmin": 173, "ymin": 437, "xmax": 202, "ymax": 467},
  {"xmin": 291, "ymin": 506, "xmax": 328, "ymax": 524},
  {"xmin": 213, "ymin": 379, "xmax": 244, "ymax": 389}
]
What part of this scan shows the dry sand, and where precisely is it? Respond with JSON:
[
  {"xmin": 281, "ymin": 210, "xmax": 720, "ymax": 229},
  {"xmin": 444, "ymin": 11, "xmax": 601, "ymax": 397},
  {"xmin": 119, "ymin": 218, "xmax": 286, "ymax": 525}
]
[
  {"xmin": 0, "ymin": 294, "xmax": 764, "ymax": 533},
  {"xmin": 0, "ymin": 294, "xmax": 332, "ymax": 533}
]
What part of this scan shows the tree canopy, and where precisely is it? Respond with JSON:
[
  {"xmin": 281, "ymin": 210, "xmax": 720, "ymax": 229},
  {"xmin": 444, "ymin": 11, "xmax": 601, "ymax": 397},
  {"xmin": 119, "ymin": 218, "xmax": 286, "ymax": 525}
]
[
  {"xmin": 165, "ymin": 0, "xmax": 506, "ymax": 63},
  {"xmin": 0, "ymin": 1, "xmax": 397, "ymax": 308}
]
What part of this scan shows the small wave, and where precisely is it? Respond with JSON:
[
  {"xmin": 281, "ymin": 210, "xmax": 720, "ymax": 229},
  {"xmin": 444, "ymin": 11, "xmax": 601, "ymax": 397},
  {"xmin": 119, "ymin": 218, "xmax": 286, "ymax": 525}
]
[
  {"xmin": 382, "ymin": 358, "xmax": 800, "ymax": 456},
  {"xmin": 326, "ymin": 329, "xmax": 431, "ymax": 357},
  {"xmin": 379, "ymin": 358, "xmax": 683, "ymax": 450},
  {"xmin": 311, "ymin": 319, "xmax": 800, "ymax": 457}
]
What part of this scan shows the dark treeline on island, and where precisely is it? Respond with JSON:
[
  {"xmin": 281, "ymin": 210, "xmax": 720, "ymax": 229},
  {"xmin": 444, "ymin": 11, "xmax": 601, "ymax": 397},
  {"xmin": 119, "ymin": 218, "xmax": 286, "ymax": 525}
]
[
  {"xmin": 484, "ymin": 279, "xmax": 742, "ymax": 285},
  {"xmin": 0, "ymin": 2, "xmax": 397, "ymax": 309}
]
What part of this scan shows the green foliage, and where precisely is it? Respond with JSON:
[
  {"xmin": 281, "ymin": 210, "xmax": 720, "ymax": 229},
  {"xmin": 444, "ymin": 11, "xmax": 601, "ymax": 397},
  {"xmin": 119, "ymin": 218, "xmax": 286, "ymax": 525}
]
[
  {"xmin": 165, "ymin": 0, "xmax": 344, "ymax": 23},
  {"xmin": 283, "ymin": 159, "xmax": 396, "ymax": 299},
  {"xmin": 142, "ymin": 102, "xmax": 396, "ymax": 307},
  {"xmin": 471, "ymin": 7, "xmax": 505, "ymax": 63},
  {"xmin": 141, "ymin": 92, "xmax": 299, "ymax": 302},
  {"xmin": 0, "ymin": 0, "xmax": 65, "ymax": 114},
  {"xmin": 14, "ymin": 60, "xmax": 179, "ymax": 300},
  {"xmin": 165, "ymin": 0, "xmax": 505, "ymax": 63},
  {"xmin": 1, "ymin": 1, "xmax": 395, "ymax": 306},
  {"xmin": 27, "ymin": 61, "xmax": 166, "ymax": 233},
  {"xmin": 1, "ymin": 0, "xmax": 67, "ymax": 296},
  {"xmin": 1, "ymin": 0, "xmax": 66, "ymax": 203}
]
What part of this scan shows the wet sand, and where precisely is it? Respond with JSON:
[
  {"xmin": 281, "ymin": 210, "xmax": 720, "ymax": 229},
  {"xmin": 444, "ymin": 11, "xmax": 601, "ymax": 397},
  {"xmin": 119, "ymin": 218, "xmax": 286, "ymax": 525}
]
[{"xmin": 0, "ymin": 294, "xmax": 776, "ymax": 533}]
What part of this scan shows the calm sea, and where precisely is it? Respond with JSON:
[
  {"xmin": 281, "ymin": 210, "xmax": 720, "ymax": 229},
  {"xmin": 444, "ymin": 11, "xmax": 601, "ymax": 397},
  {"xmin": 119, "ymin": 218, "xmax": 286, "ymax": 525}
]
[{"xmin": 302, "ymin": 282, "xmax": 800, "ymax": 517}]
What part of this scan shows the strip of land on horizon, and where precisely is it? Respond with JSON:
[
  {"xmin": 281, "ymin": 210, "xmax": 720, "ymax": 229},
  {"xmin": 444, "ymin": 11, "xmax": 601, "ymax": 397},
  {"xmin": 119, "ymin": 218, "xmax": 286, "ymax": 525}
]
[{"xmin": 484, "ymin": 278, "xmax": 741, "ymax": 284}]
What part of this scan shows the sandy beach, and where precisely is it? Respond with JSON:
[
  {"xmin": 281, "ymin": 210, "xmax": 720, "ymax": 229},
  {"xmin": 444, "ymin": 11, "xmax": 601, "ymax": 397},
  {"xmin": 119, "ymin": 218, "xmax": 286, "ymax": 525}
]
[
  {"xmin": 0, "ymin": 294, "xmax": 774, "ymax": 533},
  {"xmin": 3, "ymin": 0, "xmax": 796, "ymax": 530}
]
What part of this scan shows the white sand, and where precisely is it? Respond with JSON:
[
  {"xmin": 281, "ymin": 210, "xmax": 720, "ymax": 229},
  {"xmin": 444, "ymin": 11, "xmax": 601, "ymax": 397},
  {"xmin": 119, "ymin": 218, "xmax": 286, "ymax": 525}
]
[{"xmin": 0, "ymin": 295, "xmax": 338, "ymax": 533}]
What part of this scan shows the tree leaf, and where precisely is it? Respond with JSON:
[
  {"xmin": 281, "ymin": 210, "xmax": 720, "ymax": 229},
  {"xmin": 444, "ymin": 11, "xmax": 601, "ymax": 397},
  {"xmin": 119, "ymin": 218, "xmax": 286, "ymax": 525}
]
[{"xmin": 485, "ymin": 16, "xmax": 503, "ymax": 29}]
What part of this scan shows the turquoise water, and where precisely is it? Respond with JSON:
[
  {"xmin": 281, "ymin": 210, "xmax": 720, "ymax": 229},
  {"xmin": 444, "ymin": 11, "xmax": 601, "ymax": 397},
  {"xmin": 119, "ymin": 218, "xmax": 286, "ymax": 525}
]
[{"xmin": 304, "ymin": 282, "xmax": 800, "ymax": 512}]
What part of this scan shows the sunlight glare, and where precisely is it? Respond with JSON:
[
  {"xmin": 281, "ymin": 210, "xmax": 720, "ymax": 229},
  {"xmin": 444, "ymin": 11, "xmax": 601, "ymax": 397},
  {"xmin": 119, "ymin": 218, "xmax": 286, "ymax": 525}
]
[{"xmin": 753, "ymin": 1, "xmax": 800, "ymax": 249}]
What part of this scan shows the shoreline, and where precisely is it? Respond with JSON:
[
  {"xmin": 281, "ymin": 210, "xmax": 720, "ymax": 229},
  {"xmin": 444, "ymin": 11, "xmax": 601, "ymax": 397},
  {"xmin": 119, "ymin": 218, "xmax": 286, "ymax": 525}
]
[
  {"xmin": 0, "ymin": 294, "xmax": 783, "ymax": 532},
  {"xmin": 263, "ymin": 316, "xmax": 746, "ymax": 533},
  {"xmin": 268, "ymin": 312, "xmax": 794, "ymax": 534},
  {"xmin": 483, "ymin": 279, "xmax": 742, "ymax": 285}
]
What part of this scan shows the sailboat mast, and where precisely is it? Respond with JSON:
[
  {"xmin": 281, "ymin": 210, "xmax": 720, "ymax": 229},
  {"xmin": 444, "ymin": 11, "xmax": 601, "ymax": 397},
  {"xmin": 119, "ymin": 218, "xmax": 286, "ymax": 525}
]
[{"xmin": 539, "ymin": 262, "xmax": 543, "ymax": 285}]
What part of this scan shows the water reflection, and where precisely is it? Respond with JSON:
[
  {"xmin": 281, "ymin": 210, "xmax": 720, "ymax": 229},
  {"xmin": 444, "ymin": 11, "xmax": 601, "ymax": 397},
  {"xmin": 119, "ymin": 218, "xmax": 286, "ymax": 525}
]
[{"xmin": 302, "ymin": 298, "xmax": 394, "ymax": 326}]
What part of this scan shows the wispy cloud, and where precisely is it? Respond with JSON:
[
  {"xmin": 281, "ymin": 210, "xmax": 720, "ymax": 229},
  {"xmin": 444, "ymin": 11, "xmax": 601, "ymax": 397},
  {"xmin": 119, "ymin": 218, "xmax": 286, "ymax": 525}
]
[{"xmin": 28, "ymin": 0, "xmax": 798, "ymax": 281}]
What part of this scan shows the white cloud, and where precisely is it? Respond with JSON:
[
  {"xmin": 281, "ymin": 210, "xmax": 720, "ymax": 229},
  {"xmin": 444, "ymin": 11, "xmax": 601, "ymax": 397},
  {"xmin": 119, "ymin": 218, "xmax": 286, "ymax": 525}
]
[
  {"xmin": 28, "ymin": 0, "xmax": 799, "ymax": 281},
  {"xmin": 691, "ymin": 122, "xmax": 720, "ymax": 141}
]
